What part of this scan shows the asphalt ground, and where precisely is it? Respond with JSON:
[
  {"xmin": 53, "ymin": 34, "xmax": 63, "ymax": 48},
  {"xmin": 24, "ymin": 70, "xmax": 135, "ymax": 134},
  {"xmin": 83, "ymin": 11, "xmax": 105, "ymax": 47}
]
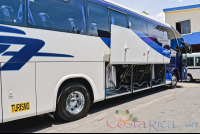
[{"xmin": 0, "ymin": 81, "xmax": 200, "ymax": 133}]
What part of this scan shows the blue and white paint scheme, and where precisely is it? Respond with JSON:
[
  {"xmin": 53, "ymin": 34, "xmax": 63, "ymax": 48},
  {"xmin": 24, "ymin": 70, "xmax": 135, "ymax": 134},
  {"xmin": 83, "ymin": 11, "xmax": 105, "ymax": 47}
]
[
  {"xmin": 0, "ymin": 25, "xmax": 74, "ymax": 71},
  {"xmin": 110, "ymin": 25, "xmax": 171, "ymax": 64},
  {"xmin": 0, "ymin": 0, "xmax": 186, "ymax": 124}
]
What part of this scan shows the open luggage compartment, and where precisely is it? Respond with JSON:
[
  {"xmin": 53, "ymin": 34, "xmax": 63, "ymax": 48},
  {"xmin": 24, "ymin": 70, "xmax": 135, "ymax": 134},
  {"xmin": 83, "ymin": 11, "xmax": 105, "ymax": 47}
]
[{"xmin": 105, "ymin": 64, "xmax": 166, "ymax": 99}]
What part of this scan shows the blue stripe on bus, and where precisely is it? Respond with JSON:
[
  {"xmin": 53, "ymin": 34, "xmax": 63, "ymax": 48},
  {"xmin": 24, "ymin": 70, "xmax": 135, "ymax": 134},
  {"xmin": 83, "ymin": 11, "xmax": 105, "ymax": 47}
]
[
  {"xmin": 0, "ymin": 44, "xmax": 10, "ymax": 54},
  {"xmin": 101, "ymin": 37, "xmax": 111, "ymax": 48},
  {"xmin": 0, "ymin": 25, "xmax": 26, "ymax": 35},
  {"xmin": 100, "ymin": 30, "xmax": 170, "ymax": 59},
  {"xmin": 0, "ymin": 36, "xmax": 74, "ymax": 71},
  {"xmin": 34, "ymin": 52, "xmax": 74, "ymax": 57},
  {"xmin": 0, "ymin": 25, "xmax": 74, "ymax": 71},
  {"xmin": 132, "ymin": 30, "xmax": 171, "ymax": 58},
  {"xmin": 91, "ymin": 0, "xmax": 171, "ymax": 29}
]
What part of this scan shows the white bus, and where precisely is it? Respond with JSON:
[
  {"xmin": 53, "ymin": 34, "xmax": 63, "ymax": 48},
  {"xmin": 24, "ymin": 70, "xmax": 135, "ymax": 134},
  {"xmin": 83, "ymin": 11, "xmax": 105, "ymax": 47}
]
[
  {"xmin": 187, "ymin": 53, "xmax": 200, "ymax": 81},
  {"xmin": 0, "ymin": 0, "xmax": 190, "ymax": 123}
]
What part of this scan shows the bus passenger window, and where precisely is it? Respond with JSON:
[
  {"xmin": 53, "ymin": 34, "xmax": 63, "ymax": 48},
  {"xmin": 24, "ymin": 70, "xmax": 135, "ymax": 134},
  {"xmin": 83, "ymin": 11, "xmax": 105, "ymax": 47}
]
[
  {"xmin": 195, "ymin": 57, "xmax": 200, "ymax": 66},
  {"xmin": 0, "ymin": 0, "xmax": 25, "ymax": 26},
  {"xmin": 109, "ymin": 10, "xmax": 127, "ymax": 28},
  {"xmin": 128, "ymin": 16, "xmax": 147, "ymax": 34},
  {"xmin": 187, "ymin": 57, "xmax": 194, "ymax": 66},
  {"xmin": 87, "ymin": 2, "xmax": 110, "ymax": 38},
  {"xmin": 35, "ymin": 13, "xmax": 50, "ymax": 28},
  {"xmin": 147, "ymin": 23, "xmax": 168, "ymax": 39},
  {"xmin": 27, "ymin": 0, "xmax": 86, "ymax": 34}
]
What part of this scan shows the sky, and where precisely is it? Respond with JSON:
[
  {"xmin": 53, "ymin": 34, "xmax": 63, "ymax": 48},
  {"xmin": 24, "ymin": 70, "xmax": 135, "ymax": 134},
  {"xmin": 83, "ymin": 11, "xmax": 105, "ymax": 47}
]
[{"xmin": 111, "ymin": 0, "xmax": 200, "ymax": 22}]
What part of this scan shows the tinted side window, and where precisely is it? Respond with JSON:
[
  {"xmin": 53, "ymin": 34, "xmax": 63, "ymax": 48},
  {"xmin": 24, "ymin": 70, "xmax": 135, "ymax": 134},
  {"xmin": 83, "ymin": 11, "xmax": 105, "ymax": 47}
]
[
  {"xmin": 187, "ymin": 57, "xmax": 194, "ymax": 66},
  {"xmin": 109, "ymin": 10, "xmax": 127, "ymax": 28},
  {"xmin": 0, "ymin": 0, "xmax": 25, "ymax": 26},
  {"xmin": 195, "ymin": 57, "xmax": 200, "ymax": 66},
  {"xmin": 27, "ymin": 0, "xmax": 86, "ymax": 34},
  {"xmin": 87, "ymin": 2, "xmax": 110, "ymax": 38},
  {"xmin": 147, "ymin": 23, "xmax": 167, "ymax": 39},
  {"xmin": 128, "ymin": 16, "xmax": 147, "ymax": 33},
  {"xmin": 147, "ymin": 23, "xmax": 176, "ymax": 50}
]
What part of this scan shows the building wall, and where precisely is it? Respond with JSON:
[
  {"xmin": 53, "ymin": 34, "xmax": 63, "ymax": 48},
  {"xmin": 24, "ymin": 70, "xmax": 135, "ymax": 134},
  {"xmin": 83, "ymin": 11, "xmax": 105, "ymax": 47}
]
[{"xmin": 165, "ymin": 8, "xmax": 200, "ymax": 34}]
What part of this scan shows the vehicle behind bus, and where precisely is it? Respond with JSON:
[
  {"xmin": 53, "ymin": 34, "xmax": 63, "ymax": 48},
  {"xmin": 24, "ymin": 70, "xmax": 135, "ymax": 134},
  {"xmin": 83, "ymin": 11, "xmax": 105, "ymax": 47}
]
[{"xmin": 187, "ymin": 53, "xmax": 200, "ymax": 81}]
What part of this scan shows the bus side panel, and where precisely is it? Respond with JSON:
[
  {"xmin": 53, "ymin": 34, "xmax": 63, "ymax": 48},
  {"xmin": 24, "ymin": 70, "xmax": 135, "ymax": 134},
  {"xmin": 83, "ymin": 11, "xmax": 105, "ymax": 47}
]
[
  {"xmin": 1, "ymin": 63, "xmax": 36, "ymax": 123},
  {"xmin": 36, "ymin": 62, "xmax": 105, "ymax": 115}
]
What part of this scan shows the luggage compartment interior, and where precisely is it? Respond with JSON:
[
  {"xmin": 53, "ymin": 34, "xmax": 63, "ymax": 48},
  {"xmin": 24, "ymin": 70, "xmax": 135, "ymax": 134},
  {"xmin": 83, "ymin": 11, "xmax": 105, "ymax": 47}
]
[{"xmin": 105, "ymin": 63, "xmax": 166, "ymax": 99}]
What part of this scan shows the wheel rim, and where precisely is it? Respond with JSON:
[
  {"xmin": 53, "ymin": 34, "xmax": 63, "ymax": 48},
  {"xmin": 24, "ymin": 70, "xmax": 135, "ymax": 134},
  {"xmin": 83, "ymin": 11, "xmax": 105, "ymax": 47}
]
[
  {"xmin": 66, "ymin": 91, "xmax": 85, "ymax": 114},
  {"xmin": 187, "ymin": 75, "xmax": 191, "ymax": 81},
  {"xmin": 172, "ymin": 75, "xmax": 177, "ymax": 86}
]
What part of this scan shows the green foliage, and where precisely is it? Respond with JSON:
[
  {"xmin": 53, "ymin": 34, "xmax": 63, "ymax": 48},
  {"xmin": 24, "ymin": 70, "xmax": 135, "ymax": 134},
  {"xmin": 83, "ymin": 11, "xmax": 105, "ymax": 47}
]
[{"xmin": 142, "ymin": 11, "xmax": 149, "ymax": 15}]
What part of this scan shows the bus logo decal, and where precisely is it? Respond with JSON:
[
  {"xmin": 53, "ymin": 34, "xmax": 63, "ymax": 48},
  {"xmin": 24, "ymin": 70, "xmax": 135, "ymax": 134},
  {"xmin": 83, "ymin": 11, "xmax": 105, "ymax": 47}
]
[{"xmin": 0, "ymin": 26, "xmax": 74, "ymax": 71}]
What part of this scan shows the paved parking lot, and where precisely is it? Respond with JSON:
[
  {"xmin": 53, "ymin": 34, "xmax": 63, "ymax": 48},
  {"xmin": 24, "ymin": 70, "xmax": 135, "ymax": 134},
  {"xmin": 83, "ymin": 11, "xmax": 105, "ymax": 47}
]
[{"xmin": 0, "ymin": 81, "xmax": 200, "ymax": 133}]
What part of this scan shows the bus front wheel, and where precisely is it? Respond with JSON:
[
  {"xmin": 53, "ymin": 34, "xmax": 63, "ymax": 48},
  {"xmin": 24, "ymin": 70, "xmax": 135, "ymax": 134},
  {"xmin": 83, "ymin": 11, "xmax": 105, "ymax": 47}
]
[
  {"xmin": 170, "ymin": 73, "xmax": 177, "ymax": 89},
  {"xmin": 56, "ymin": 83, "xmax": 91, "ymax": 121}
]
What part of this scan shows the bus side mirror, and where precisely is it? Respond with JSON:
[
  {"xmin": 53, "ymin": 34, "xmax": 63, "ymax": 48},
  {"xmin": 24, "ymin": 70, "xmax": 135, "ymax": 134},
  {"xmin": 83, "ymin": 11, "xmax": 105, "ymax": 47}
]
[
  {"xmin": 174, "ymin": 46, "xmax": 180, "ymax": 52},
  {"xmin": 188, "ymin": 45, "xmax": 192, "ymax": 54},
  {"xmin": 181, "ymin": 41, "xmax": 192, "ymax": 54}
]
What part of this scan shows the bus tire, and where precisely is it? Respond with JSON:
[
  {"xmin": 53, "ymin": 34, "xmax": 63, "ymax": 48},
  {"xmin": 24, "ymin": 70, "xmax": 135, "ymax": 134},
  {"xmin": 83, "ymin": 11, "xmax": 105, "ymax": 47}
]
[
  {"xmin": 170, "ymin": 73, "xmax": 178, "ymax": 89},
  {"xmin": 187, "ymin": 74, "xmax": 193, "ymax": 82},
  {"xmin": 56, "ymin": 83, "xmax": 91, "ymax": 121}
]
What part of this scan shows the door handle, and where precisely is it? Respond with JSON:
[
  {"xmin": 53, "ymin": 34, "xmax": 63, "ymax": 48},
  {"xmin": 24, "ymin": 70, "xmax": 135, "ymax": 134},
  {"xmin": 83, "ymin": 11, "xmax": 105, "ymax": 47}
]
[
  {"xmin": 124, "ymin": 48, "xmax": 129, "ymax": 62},
  {"xmin": 125, "ymin": 48, "xmax": 129, "ymax": 51}
]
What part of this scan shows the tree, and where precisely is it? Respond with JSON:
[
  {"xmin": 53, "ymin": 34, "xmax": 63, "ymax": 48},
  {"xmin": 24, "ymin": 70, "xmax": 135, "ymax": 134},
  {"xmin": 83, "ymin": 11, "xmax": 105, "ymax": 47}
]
[{"xmin": 142, "ymin": 11, "xmax": 149, "ymax": 15}]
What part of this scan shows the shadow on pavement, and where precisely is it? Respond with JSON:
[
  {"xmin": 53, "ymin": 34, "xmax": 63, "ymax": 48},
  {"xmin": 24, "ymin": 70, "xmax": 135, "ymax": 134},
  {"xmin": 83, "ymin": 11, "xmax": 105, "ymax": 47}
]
[
  {"xmin": 183, "ymin": 80, "xmax": 200, "ymax": 84},
  {"xmin": 89, "ymin": 85, "xmax": 173, "ymax": 114},
  {"xmin": 0, "ymin": 85, "xmax": 175, "ymax": 133}
]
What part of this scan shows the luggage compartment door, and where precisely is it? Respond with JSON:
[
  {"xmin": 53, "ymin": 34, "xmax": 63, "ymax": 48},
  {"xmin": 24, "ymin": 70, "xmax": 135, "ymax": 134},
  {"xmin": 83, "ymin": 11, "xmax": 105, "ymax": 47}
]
[
  {"xmin": 110, "ymin": 25, "xmax": 157, "ymax": 64},
  {"xmin": 1, "ymin": 63, "xmax": 36, "ymax": 123}
]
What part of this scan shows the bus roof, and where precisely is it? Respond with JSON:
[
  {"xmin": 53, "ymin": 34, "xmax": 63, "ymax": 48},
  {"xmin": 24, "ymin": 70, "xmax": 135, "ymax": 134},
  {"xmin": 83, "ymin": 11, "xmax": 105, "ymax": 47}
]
[{"xmin": 98, "ymin": 0, "xmax": 171, "ymax": 28}]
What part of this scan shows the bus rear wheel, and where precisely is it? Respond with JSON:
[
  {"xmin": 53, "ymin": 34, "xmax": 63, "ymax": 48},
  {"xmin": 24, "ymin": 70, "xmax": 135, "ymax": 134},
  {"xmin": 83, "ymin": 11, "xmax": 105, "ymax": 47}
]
[
  {"xmin": 170, "ymin": 73, "xmax": 177, "ymax": 89},
  {"xmin": 56, "ymin": 83, "xmax": 91, "ymax": 121}
]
